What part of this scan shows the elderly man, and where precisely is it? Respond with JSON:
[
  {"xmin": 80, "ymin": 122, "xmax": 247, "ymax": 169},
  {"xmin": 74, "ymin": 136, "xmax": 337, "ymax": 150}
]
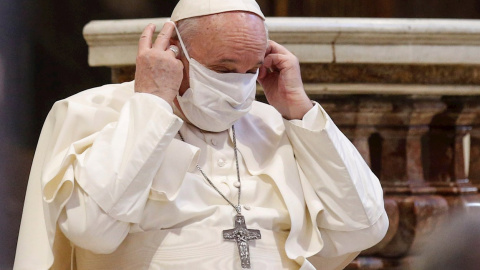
[{"xmin": 15, "ymin": 0, "xmax": 388, "ymax": 269}]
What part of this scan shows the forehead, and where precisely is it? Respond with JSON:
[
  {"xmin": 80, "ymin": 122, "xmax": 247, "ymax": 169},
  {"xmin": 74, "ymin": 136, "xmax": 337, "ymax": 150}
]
[{"xmin": 188, "ymin": 12, "xmax": 267, "ymax": 64}]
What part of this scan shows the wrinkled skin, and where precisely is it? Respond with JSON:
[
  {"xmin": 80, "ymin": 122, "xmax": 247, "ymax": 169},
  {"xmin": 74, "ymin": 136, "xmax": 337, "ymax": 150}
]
[{"xmin": 134, "ymin": 12, "xmax": 313, "ymax": 120}]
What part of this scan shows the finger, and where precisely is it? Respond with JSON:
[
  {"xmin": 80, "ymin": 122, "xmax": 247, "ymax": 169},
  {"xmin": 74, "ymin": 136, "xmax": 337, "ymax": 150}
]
[
  {"xmin": 258, "ymin": 66, "xmax": 268, "ymax": 80},
  {"xmin": 263, "ymin": 53, "xmax": 287, "ymax": 70},
  {"xmin": 264, "ymin": 41, "xmax": 273, "ymax": 57},
  {"xmin": 138, "ymin": 24, "xmax": 156, "ymax": 54},
  {"xmin": 266, "ymin": 40, "xmax": 291, "ymax": 56},
  {"xmin": 167, "ymin": 45, "xmax": 180, "ymax": 58},
  {"xmin": 153, "ymin": 21, "xmax": 175, "ymax": 50}
]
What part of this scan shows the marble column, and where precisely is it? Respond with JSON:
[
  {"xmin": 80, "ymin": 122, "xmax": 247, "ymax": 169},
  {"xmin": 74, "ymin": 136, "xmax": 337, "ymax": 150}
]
[
  {"xmin": 470, "ymin": 128, "xmax": 480, "ymax": 186},
  {"xmin": 375, "ymin": 99, "xmax": 445, "ymax": 189}
]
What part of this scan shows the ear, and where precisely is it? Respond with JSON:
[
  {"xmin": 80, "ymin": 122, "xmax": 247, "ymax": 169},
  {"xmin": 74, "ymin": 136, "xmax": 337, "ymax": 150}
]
[{"xmin": 170, "ymin": 38, "xmax": 179, "ymax": 46}]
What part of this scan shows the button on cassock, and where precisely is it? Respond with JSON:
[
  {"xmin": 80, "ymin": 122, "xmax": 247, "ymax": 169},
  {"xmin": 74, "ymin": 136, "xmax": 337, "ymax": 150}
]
[
  {"xmin": 211, "ymin": 138, "xmax": 217, "ymax": 146},
  {"xmin": 218, "ymin": 159, "xmax": 226, "ymax": 167}
]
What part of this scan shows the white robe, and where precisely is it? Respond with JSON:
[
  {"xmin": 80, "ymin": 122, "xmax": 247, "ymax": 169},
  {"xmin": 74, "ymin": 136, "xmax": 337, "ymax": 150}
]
[{"xmin": 14, "ymin": 81, "xmax": 388, "ymax": 269}]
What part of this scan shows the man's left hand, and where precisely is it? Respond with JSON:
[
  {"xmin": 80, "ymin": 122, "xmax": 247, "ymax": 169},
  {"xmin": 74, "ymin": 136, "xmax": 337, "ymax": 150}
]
[{"xmin": 258, "ymin": 40, "xmax": 313, "ymax": 120}]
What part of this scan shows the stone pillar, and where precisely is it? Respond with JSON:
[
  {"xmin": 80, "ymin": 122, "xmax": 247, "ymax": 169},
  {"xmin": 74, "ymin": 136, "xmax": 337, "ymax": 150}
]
[
  {"xmin": 375, "ymin": 99, "xmax": 445, "ymax": 191},
  {"xmin": 379, "ymin": 127, "xmax": 409, "ymax": 183},
  {"xmin": 407, "ymin": 126, "xmax": 429, "ymax": 184},
  {"xmin": 470, "ymin": 128, "xmax": 480, "ymax": 186},
  {"xmin": 427, "ymin": 98, "xmax": 479, "ymax": 192},
  {"xmin": 454, "ymin": 127, "xmax": 471, "ymax": 181},
  {"xmin": 468, "ymin": 100, "xmax": 480, "ymax": 187},
  {"xmin": 352, "ymin": 127, "xmax": 377, "ymax": 166},
  {"xmin": 355, "ymin": 100, "xmax": 394, "ymax": 167}
]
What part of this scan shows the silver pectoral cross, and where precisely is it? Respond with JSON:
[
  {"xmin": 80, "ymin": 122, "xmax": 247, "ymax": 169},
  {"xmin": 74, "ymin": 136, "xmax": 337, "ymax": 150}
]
[{"xmin": 223, "ymin": 214, "xmax": 261, "ymax": 269}]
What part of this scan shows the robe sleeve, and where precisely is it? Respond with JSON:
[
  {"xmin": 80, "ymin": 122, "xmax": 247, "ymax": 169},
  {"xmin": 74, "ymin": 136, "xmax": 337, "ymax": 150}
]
[
  {"xmin": 284, "ymin": 102, "xmax": 388, "ymax": 257},
  {"xmin": 42, "ymin": 92, "xmax": 183, "ymax": 224},
  {"xmin": 57, "ymin": 183, "xmax": 131, "ymax": 254},
  {"xmin": 42, "ymin": 89, "xmax": 185, "ymax": 255},
  {"xmin": 44, "ymin": 85, "xmax": 202, "ymax": 255},
  {"xmin": 15, "ymin": 84, "xmax": 187, "ymax": 269}
]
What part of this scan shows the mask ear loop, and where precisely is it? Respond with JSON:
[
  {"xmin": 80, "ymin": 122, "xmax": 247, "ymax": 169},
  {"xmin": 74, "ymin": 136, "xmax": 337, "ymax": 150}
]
[
  {"xmin": 172, "ymin": 21, "xmax": 191, "ymax": 61},
  {"xmin": 171, "ymin": 21, "xmax": 191, "ymax": 101}
]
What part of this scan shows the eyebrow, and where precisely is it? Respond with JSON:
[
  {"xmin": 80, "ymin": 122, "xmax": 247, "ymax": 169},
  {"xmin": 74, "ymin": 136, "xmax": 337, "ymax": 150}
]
[{"xmin": 219, "ymin": 59, "xmax": 264, "ymax": 66}]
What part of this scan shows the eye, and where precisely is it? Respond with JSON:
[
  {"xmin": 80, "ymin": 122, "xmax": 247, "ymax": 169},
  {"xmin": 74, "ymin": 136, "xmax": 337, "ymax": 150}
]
[
  {"xmin": 210, "ymin": 66, "xmax": 235, "ymax": 74},
  {"xmin": 215, "ymin": 69, "xmax": 233, "ymax": 74},
  {"xmin": 247, "ymin": 68, "xmax": 259, "ymax": 74}
]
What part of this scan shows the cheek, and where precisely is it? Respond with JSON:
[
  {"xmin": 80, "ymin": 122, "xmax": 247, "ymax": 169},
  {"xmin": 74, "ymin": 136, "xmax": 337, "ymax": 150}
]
[{"xmin": 179, "ymin": 57, "xmax": 190, "ymax": 96}]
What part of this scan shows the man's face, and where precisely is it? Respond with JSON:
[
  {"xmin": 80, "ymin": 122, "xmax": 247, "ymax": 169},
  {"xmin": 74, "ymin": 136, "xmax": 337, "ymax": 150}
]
[{"xmin": 177, "ymin": 12, "xmax": 268, "ymax": 95}]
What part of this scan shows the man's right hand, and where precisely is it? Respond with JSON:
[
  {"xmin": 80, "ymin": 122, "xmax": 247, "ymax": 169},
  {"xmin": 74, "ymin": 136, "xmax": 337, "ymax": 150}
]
[{"xmin": 134, "ymin": 22, "xmax": 184, "ymax": 106}]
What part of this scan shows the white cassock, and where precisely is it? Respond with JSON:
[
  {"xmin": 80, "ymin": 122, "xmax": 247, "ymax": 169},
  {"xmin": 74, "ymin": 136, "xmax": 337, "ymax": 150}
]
[{"xmin": 14, "ymin": 81, "xmax": 388, "ymax": 270}]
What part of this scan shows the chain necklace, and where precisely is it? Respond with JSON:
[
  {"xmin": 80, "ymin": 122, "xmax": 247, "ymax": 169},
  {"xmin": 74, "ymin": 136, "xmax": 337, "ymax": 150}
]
[{"xmin": 178, "ymin": 125, "xmax": 261, "ymax": 269}]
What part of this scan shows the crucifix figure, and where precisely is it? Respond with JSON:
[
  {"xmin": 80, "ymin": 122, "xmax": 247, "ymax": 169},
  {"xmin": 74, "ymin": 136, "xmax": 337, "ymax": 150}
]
[{"xmin": 223, "ymin": 214, "xmax": 262, "ymax": 269}]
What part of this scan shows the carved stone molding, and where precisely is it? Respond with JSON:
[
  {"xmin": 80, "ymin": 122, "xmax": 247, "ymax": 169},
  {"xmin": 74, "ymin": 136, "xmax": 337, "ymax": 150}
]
[{"xmin": 84, "ymin": 17, "xmax": 480, "ymax": 67}]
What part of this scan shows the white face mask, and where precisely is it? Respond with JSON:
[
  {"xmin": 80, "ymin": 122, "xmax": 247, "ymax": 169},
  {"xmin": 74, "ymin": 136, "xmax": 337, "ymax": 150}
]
[{"xmin": 174, "ymin": 25, "xmax": 258, "ymax": 132}]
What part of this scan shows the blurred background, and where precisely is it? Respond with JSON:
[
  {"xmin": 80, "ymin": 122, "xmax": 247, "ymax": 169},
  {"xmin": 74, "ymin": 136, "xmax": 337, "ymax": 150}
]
[{"xmin": 1, "ymin": 0, "xmax": 480, "ymax": 268}]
